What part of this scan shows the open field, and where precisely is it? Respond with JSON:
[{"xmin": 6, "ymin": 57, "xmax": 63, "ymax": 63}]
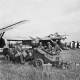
[{"xmin": 0, "ymin": 49, "xmax": 80, "ymax": 80}]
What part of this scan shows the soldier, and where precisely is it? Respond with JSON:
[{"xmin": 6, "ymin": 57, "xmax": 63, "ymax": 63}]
[
  {"xmin": 31, "ymin": 40, "xmax": 39, "ymax": 49},
  {"xmin": 46, "ymin": 42, "xmax": 55, "ymax": 55},
  {"xmin": 54, "ymin": 42, "xmax": 62, "ymax": 55},
  {"xmin": 38, "ymin": 42, "xmax": 44, "ymax": 49},
  {"xmin": 72, "ymin": 41, "xmax": 75, "ymax": 49},
  {"xmin": 76, "ymin": 41, "xmax": 79, "ymax": 48},
  {"xmin": 15, "ymin": 44, "xmax": 25, "ymax": 64},
  {"xmin": 3, "ymin": 45, "xmax": 10, "ymax": 60},
  {"xmin": 47, "ymin": 42, "xmax": 52, "ymax": 51}
]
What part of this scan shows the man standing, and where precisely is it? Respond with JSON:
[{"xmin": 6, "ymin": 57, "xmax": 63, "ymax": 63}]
[
  {"xmin": 72, "ymin": 41, "xmax": 75, "ymax": 49},
  {"xmin": 76, "ymin": 41, "xmax": 79, "ymax": 48},
  {"xmin": 54, "ymin": 41, "xmax": 62, "ymax": 55}
]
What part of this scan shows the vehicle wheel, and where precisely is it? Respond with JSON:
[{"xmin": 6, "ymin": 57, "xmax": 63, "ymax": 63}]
[{"xmin": 34, "ymin": 58, "xmax": 44, "ymax": 67}]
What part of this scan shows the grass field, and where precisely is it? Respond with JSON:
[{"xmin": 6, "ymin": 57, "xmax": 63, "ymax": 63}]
[{"xmin": 0, "ymin": 49, "xmax": 80, "ymax": 80}]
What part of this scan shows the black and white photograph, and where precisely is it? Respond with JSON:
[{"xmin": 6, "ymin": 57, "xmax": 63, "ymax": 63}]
[{"xmin": 0, "ymin": 0, "xmax": 80, "ymax": 80}]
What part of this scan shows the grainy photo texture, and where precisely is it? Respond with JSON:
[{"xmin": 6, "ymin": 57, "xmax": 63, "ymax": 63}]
[{"xmin": 0, "ymin": 0, "xmax": 80, "ymax": 80}]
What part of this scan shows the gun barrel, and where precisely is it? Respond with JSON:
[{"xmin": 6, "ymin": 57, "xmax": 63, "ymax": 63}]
[
  {"xmin": 0, "ymin": 20, "xmax": 28, "ymax": 37},
  {"xmin": 0, "ymin": 20, "xmax": 27, "ymax": 30}
]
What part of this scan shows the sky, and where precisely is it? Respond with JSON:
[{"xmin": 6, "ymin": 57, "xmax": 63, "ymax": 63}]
[{"xmin": 0, "ymin": 0, "xmax": 80, "ymax": 41}]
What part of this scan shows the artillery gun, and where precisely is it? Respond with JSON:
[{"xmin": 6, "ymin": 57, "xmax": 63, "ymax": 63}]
[
  {"xmin": 1, "ymin": 20, "xmax": 28, "ymax": 63},
  {"xmin": 0, "ymin": 20, "xmax": 27, "ymax": 49}
]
